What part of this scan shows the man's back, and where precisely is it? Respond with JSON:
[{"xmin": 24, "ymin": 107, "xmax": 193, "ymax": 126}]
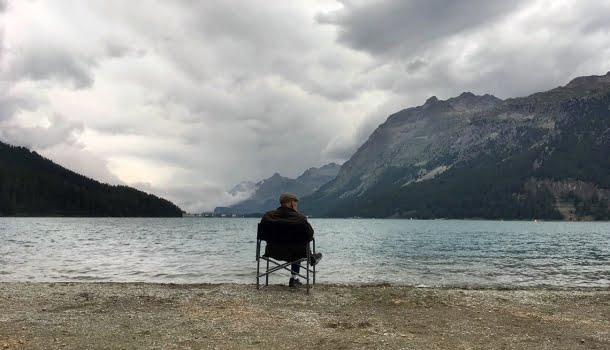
[
  {"xmin": 260, "ymin": 206, "xmax": 314, "ymax": 241},
  {"xmin": 259, "ymin": 206, "xmax": 314, "ymax": 260}
]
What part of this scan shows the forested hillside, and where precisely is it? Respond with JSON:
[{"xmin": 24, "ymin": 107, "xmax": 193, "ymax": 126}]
[{"xmin": 0, "ymin": 141, "xmax": 182, "ymax": 217}]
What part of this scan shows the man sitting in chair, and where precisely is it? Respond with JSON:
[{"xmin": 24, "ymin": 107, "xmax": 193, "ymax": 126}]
[{"xmin": 260, "ymin": 192, "xmax": 323, "ymax": 287}]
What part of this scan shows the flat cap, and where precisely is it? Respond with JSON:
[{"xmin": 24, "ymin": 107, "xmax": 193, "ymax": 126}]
[{"xmin": 279, "ymin": 192, "xmax": 299, "ymax": 204}]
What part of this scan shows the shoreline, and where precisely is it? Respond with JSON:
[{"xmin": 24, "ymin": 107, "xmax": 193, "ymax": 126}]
[
  {"xmin": 3, "ymin": 280, "xmax": 610, "ymax": 290},
  {"xmin": 1, "ymin": 282, "xmax": 609, "ymax": 349}
]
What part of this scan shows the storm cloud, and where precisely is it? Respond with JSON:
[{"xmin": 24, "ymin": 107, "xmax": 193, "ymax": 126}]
[
  {"xmin": 1, "ymin": 0, "xmax": 609, "ymax": 212},
  {"xmin": 318, "ymin": 0, "xmax": 528, "ymax": 55}
]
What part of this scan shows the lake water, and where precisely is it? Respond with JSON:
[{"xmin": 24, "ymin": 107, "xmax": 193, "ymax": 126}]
[{"xmin": 1, "ymin": 218, "xmax": 609, "ymax": 288}]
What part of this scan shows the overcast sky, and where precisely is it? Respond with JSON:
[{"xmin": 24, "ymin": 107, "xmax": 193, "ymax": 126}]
[{"xmin": 1, "ymin": 0, "xmax": 609, "ymax": 212}]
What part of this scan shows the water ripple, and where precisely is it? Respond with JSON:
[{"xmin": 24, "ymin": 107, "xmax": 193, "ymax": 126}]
[{"xmin": 0, "ymin": 217, "xmax": 609, "ymax": 287}]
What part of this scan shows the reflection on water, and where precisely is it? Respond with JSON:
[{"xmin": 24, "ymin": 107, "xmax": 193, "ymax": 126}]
[{"xmin": 0, "ymin": 217, "xmax": 609, "ymax": 287}]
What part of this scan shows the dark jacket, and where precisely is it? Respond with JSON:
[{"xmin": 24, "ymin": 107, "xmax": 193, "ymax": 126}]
[{"xmin": 259, "ymin": 206, "xmax": 314, "ymax": 261}]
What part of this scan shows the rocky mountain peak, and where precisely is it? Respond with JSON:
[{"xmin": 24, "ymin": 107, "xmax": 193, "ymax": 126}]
[
  {"xmin": 422, "ymin": 96, "xmax": 453, "ymax": 114},
  {"xmin": 321, "ymin": 162, "xmax": 340, "ymax": 169},
  {"xmin": 296, "ymin": 163, "xmax": 341, "ymax": 190},
  {"xmin": 424, "ymin": 96, "xmax": 439, "ymax": 105},
  {"xmin": 565, "ymin": 72, "xmax": 610, "ymax": 89},
  {"xmin": 525, "ymin": 72, "xmax": 610, "ymax": 104},
  {"xmin": 420, "ymin": 93, "xmax": 502, "ymax": 114},
  {"xmin": 257, "ymin": 172, "xmax": 289, "ymax": 190},
  {"xmin": 447, "ymin": 92, "xmax": 502, "ymax": 111},
  {"xmin": 458, "ymin": 91, "xmax": 475, "ymax": 99}
]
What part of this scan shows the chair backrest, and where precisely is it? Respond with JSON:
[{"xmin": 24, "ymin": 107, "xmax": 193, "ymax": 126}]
[{"xmin": 257, "ymin": 221, "xmax": 311, "ymax": 244}]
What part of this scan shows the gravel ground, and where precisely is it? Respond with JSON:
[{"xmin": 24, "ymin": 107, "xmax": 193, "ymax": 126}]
[{"xmin": 1, "ymin": 282, "xmax": 609, "ymax": 350}]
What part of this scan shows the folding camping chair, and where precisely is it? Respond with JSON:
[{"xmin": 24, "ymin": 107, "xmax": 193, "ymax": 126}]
[{"xmin": 256, "ymin": 222, "xmax": 316, "ymax": 293}]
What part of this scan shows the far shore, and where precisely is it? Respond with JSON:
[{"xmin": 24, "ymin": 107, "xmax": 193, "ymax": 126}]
[
  {"xmin": 3, "ymin": 216, "xmax": 609, "ymax": 222},
  {"xmin": 1, "ymin": 282, "xmax": 609, "ymax": 350}
]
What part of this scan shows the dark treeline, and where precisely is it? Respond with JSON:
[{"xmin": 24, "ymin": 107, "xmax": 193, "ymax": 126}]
[
  {"xmin": 323, "ymin": 150, "xmax": 564, "ymax": 220},
  {"xmin": 0, "ymin": 141, "xmax": 182, "ymax": 217}
]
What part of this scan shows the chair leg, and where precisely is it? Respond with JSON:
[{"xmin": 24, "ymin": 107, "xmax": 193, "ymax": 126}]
[
  {"xmin": 265, "ymin": 259, "xmax": 269, "ymax": 286},
  {"xmin": 313, "ymin": 240, "xmax": 316, "ymax": 285},
  {"xmin": 306, "ymin": 247, "xmax": 310, "ymax": 294},
  {"xmin": 306, "ymin": 268, "xmax": 310, "ymax": 294},
  {"xmin": 256, "ymin": 257, "xmax": 260, "ymax": 289},
  {"xmin": 256, "ymin": 240, "xmax": 262, "ymax": 289}
]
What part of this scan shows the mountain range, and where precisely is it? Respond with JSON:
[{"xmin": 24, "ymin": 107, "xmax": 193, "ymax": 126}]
[
  {"xmin": 4, "ymin": 72, "xmax": 609, "ymax": 220},
  {"xmin": 300, "ymin": 72, "xmax": 610, "ymax": 220},
  {"xmin": 214, "ymin": 163, "xmax": 341, "ymax": 215}
]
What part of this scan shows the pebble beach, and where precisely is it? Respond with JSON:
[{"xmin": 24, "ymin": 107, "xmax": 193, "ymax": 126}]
[{"xmin": 1, "ymin": 282, "xmax": 609, "ymax": 349}]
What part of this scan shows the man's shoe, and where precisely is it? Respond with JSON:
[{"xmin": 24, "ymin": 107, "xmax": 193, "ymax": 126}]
[
  {"xmin": 310, "ymin": 252, "xmax": 323, "ymax": 266},
  {"xmin": 288, "ymin": 278, "xmax": 302, "ymax": 288}
]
